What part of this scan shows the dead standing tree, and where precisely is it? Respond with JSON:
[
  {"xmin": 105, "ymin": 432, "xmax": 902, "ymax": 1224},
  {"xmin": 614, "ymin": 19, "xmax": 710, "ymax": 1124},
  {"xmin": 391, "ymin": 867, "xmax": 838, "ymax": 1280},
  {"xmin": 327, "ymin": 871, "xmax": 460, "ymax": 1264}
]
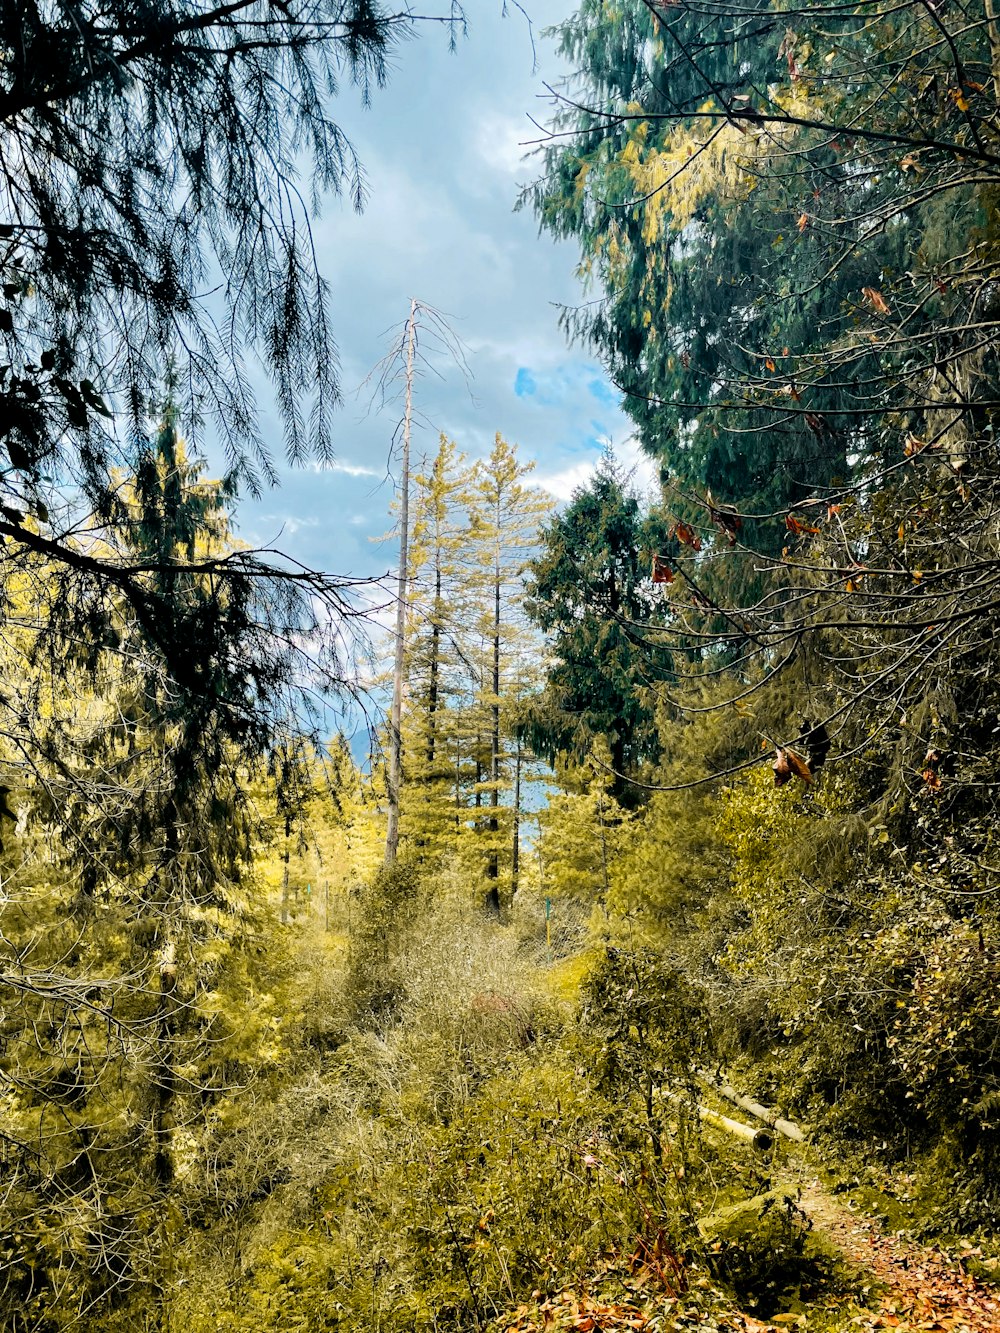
[{"xmin": 363, "ymin": 301, "xmax": 470, "ymax": 864}]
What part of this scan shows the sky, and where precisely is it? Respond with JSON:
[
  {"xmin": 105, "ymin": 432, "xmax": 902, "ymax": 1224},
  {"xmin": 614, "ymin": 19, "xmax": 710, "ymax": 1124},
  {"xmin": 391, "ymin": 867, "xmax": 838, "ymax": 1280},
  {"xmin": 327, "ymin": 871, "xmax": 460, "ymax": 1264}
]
[{"xmin": 223, "ymin": 0, "xmax": 656, "ymax": 584}]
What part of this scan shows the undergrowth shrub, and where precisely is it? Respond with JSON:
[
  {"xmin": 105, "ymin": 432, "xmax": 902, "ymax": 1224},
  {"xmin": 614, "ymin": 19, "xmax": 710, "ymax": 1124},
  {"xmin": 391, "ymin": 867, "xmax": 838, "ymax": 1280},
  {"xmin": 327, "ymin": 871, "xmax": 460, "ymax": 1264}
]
[
  {"xmin": 344, "ymin": 855, "xmax": 423, "ymax": 1027},
  {"xmin": 701, "ymin": 1190, "xmax": 819, "ymax": 1317},
  {"xmin": 580, "ymin": 947, "xmax": 714, "ymax": 1195},
  {"xmin": 173, "ymin": 879, "xmax": 747, "ymax": 1331}
]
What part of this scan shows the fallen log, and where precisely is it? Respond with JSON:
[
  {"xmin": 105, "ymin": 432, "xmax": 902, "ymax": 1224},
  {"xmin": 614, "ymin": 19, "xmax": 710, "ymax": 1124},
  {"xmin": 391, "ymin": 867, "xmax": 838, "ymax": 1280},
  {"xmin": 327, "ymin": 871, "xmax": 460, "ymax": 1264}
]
[
  {"xmin": 696, "ymin": 1069, "xmax": 805, "ymax": 1143},
  {"xmin": 663, "ymin": 1091, "xmax": 773, "ymax": 1153},
  {"xmin": 697, "ymin": 1104, "xmax": 774, "ymax": 1154}
]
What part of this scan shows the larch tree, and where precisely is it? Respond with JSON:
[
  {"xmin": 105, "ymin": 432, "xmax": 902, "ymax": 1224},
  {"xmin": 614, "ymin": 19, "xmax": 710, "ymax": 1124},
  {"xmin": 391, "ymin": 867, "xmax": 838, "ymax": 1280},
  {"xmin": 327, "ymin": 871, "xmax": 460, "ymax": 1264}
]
[
  {"xmin": 366, "ymin": 302, "xmax": 471, "ymax": 865},
  {"xmin": 468, "ymin": 434, "xmax": 552, "ymax": 908},
  {"xmin": 402, "ymin": 434, "xmax": 477, "ymax": 858}
]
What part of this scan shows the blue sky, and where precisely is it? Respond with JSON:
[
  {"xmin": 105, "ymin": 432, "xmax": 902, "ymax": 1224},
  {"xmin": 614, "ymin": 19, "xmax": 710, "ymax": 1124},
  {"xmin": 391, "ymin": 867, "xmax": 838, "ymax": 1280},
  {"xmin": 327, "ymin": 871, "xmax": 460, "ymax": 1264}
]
[{"xmin": 215, "ymin": 1, "xmax": 656, "ymax": 584}]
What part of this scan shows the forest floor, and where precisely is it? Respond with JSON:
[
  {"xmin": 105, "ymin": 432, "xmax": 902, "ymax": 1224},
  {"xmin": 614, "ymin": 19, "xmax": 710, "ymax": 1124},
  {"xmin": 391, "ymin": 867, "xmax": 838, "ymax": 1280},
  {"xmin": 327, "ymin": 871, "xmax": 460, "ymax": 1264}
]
[
  {"xmin": 772, "ymin": 1177, "xmax": 1000, "ymax": 1333},
  {"xmin": 494, "ymin": 946, "xmax": 1000, "ymax": 1333},
  {"xmin": 494, "ymin": 1157, "xmax": 1000, "ymax": 1333}
]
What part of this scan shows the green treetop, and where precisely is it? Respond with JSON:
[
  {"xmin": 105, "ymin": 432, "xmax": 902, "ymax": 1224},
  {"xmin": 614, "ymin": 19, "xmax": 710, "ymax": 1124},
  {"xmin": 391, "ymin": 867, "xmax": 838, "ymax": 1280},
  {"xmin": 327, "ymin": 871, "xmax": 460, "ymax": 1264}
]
[{"xmin": 523, "ymin": 451, "xmax": 668, "ymax": 804}]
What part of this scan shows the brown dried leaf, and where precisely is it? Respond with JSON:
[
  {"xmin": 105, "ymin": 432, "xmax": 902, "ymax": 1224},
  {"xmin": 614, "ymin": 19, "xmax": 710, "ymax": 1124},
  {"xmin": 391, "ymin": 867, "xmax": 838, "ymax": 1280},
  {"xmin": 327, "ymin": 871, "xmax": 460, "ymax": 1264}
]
[
  {"xmin": 904, "ymin": 433, "xmax": 928, "ymax": 457},
  {"xmin": 862, "ymin": 286, "xmax": 892, "ymax": 315},
  {"xmin": 674, "ymin": 521, "xmax": 702, "ymax": 551},
  {"xmin": 773, "ymin": 748, "xmax": 793, "ymax": 786},
  {"xmin": 785, "ymin": 749, "xmax": 813, "ymax": 784},
  {"xmin": 652, "ymin": 554, "xmax": 674, "ymax": 584},
  {"xmin": 709, "ymin": 502, "xmax": 743, "ymax": 545},
  {"xmin": 786, "ymin": 513, "xmax": 820, "ymax": 536}
]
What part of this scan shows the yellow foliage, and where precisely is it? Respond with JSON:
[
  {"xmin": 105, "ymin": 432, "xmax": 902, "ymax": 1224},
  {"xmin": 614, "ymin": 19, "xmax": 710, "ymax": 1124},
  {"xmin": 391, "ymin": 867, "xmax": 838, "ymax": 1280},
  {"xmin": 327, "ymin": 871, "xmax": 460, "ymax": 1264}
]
[{"xmin": 606, "ymin": 86, "xmax": 816, "ymax": 251}]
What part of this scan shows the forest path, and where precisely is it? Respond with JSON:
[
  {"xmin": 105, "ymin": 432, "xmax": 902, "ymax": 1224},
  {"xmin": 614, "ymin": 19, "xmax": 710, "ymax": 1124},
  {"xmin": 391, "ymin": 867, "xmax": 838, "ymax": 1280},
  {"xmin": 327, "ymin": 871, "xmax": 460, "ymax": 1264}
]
[{"xmin": 760, "ymin": 1179, "xmax": 1000, "ymax": 1333}]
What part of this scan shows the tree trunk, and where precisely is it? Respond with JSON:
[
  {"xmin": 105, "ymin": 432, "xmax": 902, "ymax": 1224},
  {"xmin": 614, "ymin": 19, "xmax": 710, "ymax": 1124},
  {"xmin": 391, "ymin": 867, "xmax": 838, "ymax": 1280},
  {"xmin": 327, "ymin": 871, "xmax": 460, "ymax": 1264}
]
[
  {"xmin": 986, "ymin": 0, "xmax": 1000, "ymax": 102},
  {"xmin": 695, "ymin": 1070, "xmax": 805, "ymax": 1142},
  {"xmin": 511, "ymin": 744, "xmax": 522, "ymax": 899},
  {"xmin": 280, "ymin": 810, "xmax": 291, "ymax": 924},
  {"xmin": 153, "ymin": 941, "xmax": 177, "ymax": 1187},
  {"xmin": 385, "ymin": 297, "xmax": 417, "ymax": 865},
  {"xmin": 427, "ymin": 562, "xmax": 441, "ymax": 767},
  {"xmin": 485, "ymin": 540, "xmax": 501, "ymax": 910}
]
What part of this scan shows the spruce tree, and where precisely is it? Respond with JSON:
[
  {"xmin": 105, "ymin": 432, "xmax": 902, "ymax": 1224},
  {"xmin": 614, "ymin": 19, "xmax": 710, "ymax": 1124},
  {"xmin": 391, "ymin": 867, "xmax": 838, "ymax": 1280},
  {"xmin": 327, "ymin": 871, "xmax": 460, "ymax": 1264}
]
[{"xmin": 523, "ymin": 452, "xmax": 668, "ymax": 802}]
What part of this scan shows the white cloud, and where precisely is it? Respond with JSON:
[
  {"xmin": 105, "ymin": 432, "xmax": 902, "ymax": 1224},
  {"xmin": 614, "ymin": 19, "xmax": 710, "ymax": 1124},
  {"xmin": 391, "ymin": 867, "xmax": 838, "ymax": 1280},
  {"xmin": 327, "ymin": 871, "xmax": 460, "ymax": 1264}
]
[
  {"xmin": 209, "ymin": 2, "xmax": 646, "ymax": 586},
  {"xmin": 472, "ymin": 111, "xmax": 534, "ymax": 182},
  {"xmin": 533, "ymin": 457, "xmax": 597, "ymax": 503},
  {"xmin": 534, "ymin": 433, "xmax": 660, "ymax": 506},
  {"xmin": 252, "ymin": 512, "xmax": 320, "ymax": 538},
  {"xmin": 330, "ymin": 460, "xmax": 384, "ymax": 479},
  {"xmin": 616, "ymin": 434, "xmax": 661, "ymax": 500}
]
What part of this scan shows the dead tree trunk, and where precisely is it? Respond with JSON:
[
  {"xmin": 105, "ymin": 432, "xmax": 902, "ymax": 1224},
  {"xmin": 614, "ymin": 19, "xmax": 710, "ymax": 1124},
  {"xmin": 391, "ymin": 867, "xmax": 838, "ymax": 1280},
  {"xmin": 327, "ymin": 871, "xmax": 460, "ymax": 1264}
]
[{"xmin": 385, "ymin": 296, "xmax": 417, "ymax": 865}]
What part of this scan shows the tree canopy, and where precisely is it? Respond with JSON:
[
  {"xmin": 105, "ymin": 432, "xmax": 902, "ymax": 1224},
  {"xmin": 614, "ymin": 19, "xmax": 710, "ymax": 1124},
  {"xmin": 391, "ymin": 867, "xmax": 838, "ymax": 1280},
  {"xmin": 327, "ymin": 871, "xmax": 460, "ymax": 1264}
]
[
  {"xmin": 525, "ymin": 0, "xmax": 1000, "ymax": 767},
  {"xmin": 0, "ymin": 0, "xmax": 456, "ymax": 491}
]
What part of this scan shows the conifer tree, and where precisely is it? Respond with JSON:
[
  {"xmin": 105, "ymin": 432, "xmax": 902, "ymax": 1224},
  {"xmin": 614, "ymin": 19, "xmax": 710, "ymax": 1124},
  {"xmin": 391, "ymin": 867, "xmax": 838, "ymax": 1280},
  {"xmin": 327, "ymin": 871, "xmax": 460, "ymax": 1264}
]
[
  {"xmin": 0, "ymin": 411, "xmax": 332, "ymax": 1324},
  {"xmin": 523, "ymin": 0, "xmax": 1000, "ymax": 542},
  {"xmin": 0, "ymin": 0, "xmax": 465, "ymax": 496},
  {"xmin": 468, "ymin": 435, "xmax": 552, "ymax": 907},
  {"xmin": 523, "ymin": 452, "xmax": 668, "ymax": 802},
  {"xmin": 401, "ymin": 435, "xmax": 477, "ymax": 858},
  {"xmin": 536, "ymin": 743, "xmax": 631, "ymax": 908}
]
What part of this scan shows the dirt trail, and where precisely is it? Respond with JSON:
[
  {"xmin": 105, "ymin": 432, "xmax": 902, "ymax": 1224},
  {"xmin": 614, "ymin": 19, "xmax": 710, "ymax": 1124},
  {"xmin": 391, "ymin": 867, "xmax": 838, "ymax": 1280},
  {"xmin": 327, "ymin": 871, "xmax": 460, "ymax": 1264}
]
[{"xmin": 791, "ymin": 1182, "xmax": 1000, "ymax": 1332}]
